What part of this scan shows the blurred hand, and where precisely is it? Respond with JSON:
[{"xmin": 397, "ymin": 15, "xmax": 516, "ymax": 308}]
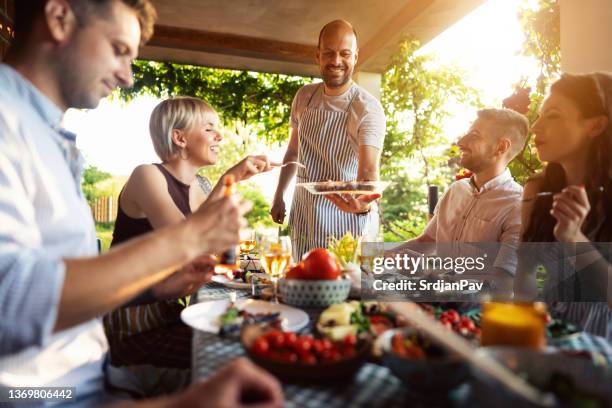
[
  {"xmin": 226, "ymin": 155, "xmax": 278, "ymax": 182},
  {"xmin": 270, "ymin": 195, "xmax": 286, "ymax": 224},
  {"xmin": 187, "ymin": 195, "xmax": 252, "ymax": 257},
  {"xmin": 325, "ymin": 193, "xmax": 381, "ymax": 214},
  {"xmin": 551, "ymin": 185, "xmax": 590, "ymax": 243},
  {"xmin": 169, "ymin": 358, "xmax": 284, "ymax": 408},
  {"xmin": 152, "ymin": 254, "xmax": 217, "ymax": 300}
]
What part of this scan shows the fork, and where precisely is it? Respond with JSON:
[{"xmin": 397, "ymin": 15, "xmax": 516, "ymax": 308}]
[
  {"xmin": 275, "ymin": 161, "xmax": 306, "ymax": 169},
  {"xmin": 522, "ymin": 186, "xmax": 604, "ymax": 202}
]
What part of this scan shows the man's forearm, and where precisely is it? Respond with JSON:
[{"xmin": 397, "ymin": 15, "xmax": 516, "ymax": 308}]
[
  {"xmin": 56, "ymin": 222, "xmax": 196, "ymax": 331},
  {"xmin": 274, "ymin": 150, "xmax": 299, "ymax": 198}
]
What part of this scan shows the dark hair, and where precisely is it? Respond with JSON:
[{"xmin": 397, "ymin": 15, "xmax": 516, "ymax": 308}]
[
  {"xmin": 522, "ymin": 72, "xmax": 612, "ymax": 242},
  {"xmin": 13, "ymin": 0, "xmax": 156, "ymax": 49},
  {"xmin": 317, "ymin": 19, "xmax": 358, "ymax": 49}
]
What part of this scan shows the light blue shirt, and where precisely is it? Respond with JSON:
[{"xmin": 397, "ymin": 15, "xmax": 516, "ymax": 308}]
[{"xmin": 0, "ymin": 64, "xmax": 107, "ymax": 401}]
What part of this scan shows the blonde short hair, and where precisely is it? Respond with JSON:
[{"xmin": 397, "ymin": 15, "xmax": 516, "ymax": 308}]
[
  {"xmin": 149, "ymin": 97, "xmax": 216, "ymax": 161},
  {"xmin": 477, "ymin": 108, "xmax": 529, "ymax": 159}
]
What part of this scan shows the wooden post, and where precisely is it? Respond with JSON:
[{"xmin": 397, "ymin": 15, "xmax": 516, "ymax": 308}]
[
  {"xmin": 107, "ymin": 196, "xmax": 113, "ymax": 223},
  {"xmin": 0, "ymin": 0, "xmax": 15, "ymax": 61}
]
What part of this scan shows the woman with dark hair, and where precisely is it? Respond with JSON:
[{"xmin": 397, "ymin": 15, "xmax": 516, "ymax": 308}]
[{"xmin": 515, "ymin": 72, "xmax": 612, "ymax": 340}]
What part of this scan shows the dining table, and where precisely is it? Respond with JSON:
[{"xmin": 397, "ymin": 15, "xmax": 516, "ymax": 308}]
[{"xmin": 191, "ymin": 281, "xmax": 612, "ymax": 408}]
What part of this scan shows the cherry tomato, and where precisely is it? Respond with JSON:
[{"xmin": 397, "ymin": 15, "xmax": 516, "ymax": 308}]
[
  {"xmin": 343, "ymin": 334, "xmax": 357, "ymax": 348},
  {"xmin": 329, "ymin": 350, "xmax": 342, "ymax": 362},
  {"xmin": 267, "ymin": 350, "xmax": 282, "ymax": 361},
  {"xmin": 458, "ymin": 316, "xmax": 475, "ymax": 331},
  {"xmin": 295, "ymin": 337, "xmax": 313, "ymax": 353},
  {"xmin": 321, "ymin": 349, "xmax": 342, "ymax": 363},
  {"xmin": 369, "ymin": 315, "xmax": 393, "ymax": 335},
  {"xmin": 252, "ymin": 337, "xmax": 269, "ymax": 355},
  {"xmin": 281, "ymin": 351, "xmax": 298, "ymax": 363},
  {"xmin": 265, "ymin": 330, "xmax": 285, "ymax": 348},
  {"xmin": 441, "ymin": 320, "xmax": 453, "ymax": 330},
  {"xmin": 283, "ymin": 332, "xmax": 298, "ymax": 349},
  {"xmin": 299, "ymin": 353, "xmax": 317, "ymax": 365},
  {"xmin": 342, "ymin": 347, "xmax": 356, "ymax": 358},
  {"xmin": 312, "ymin": 339, "xmax": 324, "ymax": 354},
  {"xmin": 442, "ymin": 310, "xmax": 460, "ymax": 324},
  {"xmin": 321, "ymin": 338, "xmax": 333, "ymax": 351}
]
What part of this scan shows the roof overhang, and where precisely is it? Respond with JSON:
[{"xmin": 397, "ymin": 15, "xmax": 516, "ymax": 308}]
[{"xmin": 140, "ymin": 0, "xmax": 487, "ymax": 77}]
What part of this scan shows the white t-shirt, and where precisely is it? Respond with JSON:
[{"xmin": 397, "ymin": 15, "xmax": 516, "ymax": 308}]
[{"xmin": 290, "ymin": 82, "xmax": 386, "ymax": 154}]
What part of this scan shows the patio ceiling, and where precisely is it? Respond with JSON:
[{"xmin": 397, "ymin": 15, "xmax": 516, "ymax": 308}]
[{"xmin": 140, "ymin": 0, "xmax": 486, "ymax": 77}]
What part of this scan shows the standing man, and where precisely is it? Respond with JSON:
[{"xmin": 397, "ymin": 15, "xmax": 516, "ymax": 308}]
[{"xmin": 271, "ymin": 20, "xmax": 385, "ymax": 260}]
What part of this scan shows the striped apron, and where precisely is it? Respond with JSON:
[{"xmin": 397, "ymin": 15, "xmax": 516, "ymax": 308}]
[{"xmin": 289, "ymin": 84, "xmax": 378, "ymax": 261}]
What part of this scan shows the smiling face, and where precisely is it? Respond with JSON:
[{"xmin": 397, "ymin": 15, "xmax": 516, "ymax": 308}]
[
  {"xmin": 532, "ymin": 91, "xmax": 597, "ymax": 164},
  {"xmin": 57, "ymin": 1, "xmax": 140, "ymax": 109},
  {"xmin": 316, "ymin": 25, "xmax": 358, "ymax": 90},
  {"xmin": 182, "ymin": 111, "xmax": 222, "ymax": 167},
  {"xmin": 457, "ymin": 117, "xmax": 501, "ymax": 173}
]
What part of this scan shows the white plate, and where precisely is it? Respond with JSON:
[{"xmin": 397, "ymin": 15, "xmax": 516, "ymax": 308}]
[
  {"xmin": 296, "ymin": 180, "xmax": 391, "ymax": 195},
  {"xmin": 181, "ymin": 299, "xmax": 309, "ymax": 333},
  {"xmin": 211, "ymin": 274, "xmax": 251, "ymax": 289},
  {"xmin": 211, "ymin": 273, "xmax": 271, "ymax": 290}
]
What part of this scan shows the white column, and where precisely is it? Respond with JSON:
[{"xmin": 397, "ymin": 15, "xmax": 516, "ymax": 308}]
[
  {"xmin": 353, "ymin": 71, "xmax": 382, "ymax": 101},
  {"xmin": 560, "ymin": 0, "xmax": 612, "ymax": 72}
]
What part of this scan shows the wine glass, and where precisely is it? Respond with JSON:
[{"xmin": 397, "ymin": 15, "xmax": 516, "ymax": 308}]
[
  {"xmin": 260, "ymin": 235, "xmax": 292, "ymax": 303},
  {"xmin": 239, "ymin": 229, "xmax": 257, "ymax": 260}
]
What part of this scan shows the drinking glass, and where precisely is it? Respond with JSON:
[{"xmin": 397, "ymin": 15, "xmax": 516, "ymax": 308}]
[
  {"xmin": 260, "ymin": 236, "xmax": 292, "ymax": 302},
  {"xmin": 239, "ymin": 229, "xmax": 257, "ymax": 259},
  {"xmin": 480, "ymin": 301, "xmax": 547, "ymax": 349}
]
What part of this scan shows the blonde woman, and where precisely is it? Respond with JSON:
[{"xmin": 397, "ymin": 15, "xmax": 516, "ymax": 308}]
[{"xmin": 104, "ymin": 96, "xmax": 273, "ymax": 395}]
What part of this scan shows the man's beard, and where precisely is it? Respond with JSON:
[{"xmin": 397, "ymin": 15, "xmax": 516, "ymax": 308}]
[
  {"xmin": 321, "ymin": 64, "xmax": 352, "ymax": 89},
  {"xmin": 57, "ymin": 49, "xmax": 101, "ymax": 109},
  {"xmin": 460, "ymin": 155, "xmax": 491, "ymax": 174}
]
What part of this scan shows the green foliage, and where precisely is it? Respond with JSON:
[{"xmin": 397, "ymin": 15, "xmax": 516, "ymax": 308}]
[
  {"xmin": 519, "ymin": 0, "xmax": 560, "ymax": 94},
  {"xmin": 95, "ymin": 222, "xmax": 114, "ymax": 252},
  {"xmin": 509, "ymin": 0, "xmax": 561, "ymax": 183},
  {"xmin": 118, "ymin": 61, "xmax": 312, "ymax": 146},
  {"xmin": 380, "ymin": 37, "xmax": 481, "ymax": 240},
  {"xmin": 239, "ymin": 184, "xmax": 276, "ymax": 229},
  {"xmin": 82, "ymin": 165, "xmax": 112, "ymax": 205}
]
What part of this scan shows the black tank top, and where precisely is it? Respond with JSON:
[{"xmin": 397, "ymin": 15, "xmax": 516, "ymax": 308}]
[{"xmin": 111, "ymin": 164, "xmax": 210, "ymax": 247}]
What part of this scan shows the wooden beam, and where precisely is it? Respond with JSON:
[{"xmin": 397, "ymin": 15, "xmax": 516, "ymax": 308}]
[
  {"xmin": 148, "ymin": 25, "xmax": 317, "ymax": 65},
  {"xmin": 358, "ymin": 0, "xmax": 436, "ymax": 67}
]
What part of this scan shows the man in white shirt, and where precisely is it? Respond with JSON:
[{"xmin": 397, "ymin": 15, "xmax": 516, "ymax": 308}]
[
  {"xmin": 393, "ymin": 108, "xmax": 529, "ymax": 289},
  {"xmin": 0, "ymin": 1, "xmax": 282, "ymax": 406}
]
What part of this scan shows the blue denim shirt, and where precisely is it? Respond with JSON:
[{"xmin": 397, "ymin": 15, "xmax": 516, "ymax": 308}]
[{"xmin": 0, "ymin": 64, "xmax": 106, "ymax": 397}]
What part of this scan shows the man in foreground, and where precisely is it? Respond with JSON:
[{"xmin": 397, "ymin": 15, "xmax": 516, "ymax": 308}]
[{"xmin": 0, "ymin": 0, "xmax": 282, "ymax": 406}]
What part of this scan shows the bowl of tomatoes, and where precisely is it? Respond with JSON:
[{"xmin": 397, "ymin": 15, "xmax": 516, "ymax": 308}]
[
  {"xmin": 378, "ymin": 327, "xmax": 469, "ymax": 391},
  {"xmin": 241, "ymin": 324, "xmax": 370, "ymax": 382},
  {"xmin": 280, "ymin": 248, "xmax": 351, "ymax": 308}
]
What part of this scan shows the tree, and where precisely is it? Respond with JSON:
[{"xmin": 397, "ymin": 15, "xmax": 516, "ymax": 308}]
[
  {"xmin": 507, "ymin": 0, "xmax": 561, "ymax": 183},
  {"xmin": 82, "ymin": 165, "xmax": 112, "ymax": 205},
  {"xmin": 118, "ymin": 61, "xmax": 311, "ymax": 146},
  {"xmin": 380, "ymin": 37, "xmax": 481, "ymax": 240}
]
